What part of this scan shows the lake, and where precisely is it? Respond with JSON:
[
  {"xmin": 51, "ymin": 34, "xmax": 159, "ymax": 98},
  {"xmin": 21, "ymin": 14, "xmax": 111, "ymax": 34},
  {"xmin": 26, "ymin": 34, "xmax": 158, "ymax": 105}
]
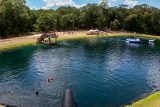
[{"xmin": 0, "ymin": 37, "xmax": 160, "ymax": 107}]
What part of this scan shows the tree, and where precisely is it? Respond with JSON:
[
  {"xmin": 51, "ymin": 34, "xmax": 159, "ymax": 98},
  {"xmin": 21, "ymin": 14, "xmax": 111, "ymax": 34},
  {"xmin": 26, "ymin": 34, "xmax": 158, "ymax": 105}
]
[
  {"xmin": 0, "ymin": 0, "xmax": 31, "ymax": 37},
  {"xmin": 80, "ymin": 4, "xmax": 106, "ymax": 29},
  {"xmin": 110, "ymin": 19, "xmax": 120, "ymax": 30},
  {"xmin": 1, "ymin": 1, "xmax": 160, "ymax": 37},
  {"xmin": 35, "ymin": 11, "xmax": 59, "ymax": 32},
  {"xmin": 124, "ymin": 14, "xmax": 138, "ymax": 32}
]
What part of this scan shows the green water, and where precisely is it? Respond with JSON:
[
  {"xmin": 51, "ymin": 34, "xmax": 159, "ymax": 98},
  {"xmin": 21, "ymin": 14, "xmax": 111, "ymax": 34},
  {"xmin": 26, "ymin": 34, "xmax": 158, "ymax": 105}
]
[{"xmin": 0, "ymin": 37, "xmax": 160, "ymax": 107}]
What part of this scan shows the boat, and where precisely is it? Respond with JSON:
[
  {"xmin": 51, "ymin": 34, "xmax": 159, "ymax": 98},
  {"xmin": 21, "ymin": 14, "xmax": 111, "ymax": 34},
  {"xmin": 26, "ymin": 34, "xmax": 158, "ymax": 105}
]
[{"xmin": 126, "ymin": 38, "xmax": 141, "ymax": 43}]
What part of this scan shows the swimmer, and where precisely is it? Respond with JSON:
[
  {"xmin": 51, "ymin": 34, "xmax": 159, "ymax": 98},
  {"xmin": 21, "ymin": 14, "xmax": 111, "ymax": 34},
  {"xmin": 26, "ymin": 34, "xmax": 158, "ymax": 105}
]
[
  {"xmin": 35, "ymin": 91, "xmax": 39, "ymax": 96},
  {"xmin": 64, "ymin": 81, "xmax": 67, "ymax": 86}
]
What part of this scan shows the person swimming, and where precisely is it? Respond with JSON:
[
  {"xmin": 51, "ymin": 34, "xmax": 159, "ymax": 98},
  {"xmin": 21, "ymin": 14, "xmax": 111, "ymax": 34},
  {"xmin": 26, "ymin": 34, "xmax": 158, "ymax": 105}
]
[
  {"xmin": 64, "ymin": 81, "xmax": 67, "ymax": 86},
  {"xmin": 35, "ymin": 91, "xmax": 39, "ymax": 96}
]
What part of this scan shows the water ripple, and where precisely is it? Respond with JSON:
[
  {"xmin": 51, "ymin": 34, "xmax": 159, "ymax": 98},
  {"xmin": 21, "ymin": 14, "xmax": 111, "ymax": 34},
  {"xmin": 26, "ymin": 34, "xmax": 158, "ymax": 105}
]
[{"xmin": 0, "ymin": 38, "xmax": 160, "ymax": 107}]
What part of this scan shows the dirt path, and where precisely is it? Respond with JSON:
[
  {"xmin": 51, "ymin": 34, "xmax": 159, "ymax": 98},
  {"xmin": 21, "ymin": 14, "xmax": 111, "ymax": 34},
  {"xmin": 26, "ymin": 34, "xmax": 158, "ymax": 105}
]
[{"xmin": 0, "ymin": 34, "xmax": 41, "ymax": 50}]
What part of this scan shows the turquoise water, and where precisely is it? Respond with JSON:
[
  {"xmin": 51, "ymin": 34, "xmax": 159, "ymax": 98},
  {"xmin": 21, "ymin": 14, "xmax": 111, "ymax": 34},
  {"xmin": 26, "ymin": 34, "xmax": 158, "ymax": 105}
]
[{"xmin": 0, "ymin": 37, "xmax": 160, "ymax": 107}]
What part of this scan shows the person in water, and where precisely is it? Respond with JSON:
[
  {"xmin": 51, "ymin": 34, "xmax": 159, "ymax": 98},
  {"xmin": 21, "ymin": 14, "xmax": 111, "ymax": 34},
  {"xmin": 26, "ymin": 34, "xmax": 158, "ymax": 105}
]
[
  {"xmin": 64, "ymin": 81, "xmax": 67, "ymax": 86},
  {"xmin": 35, "ymin": 91, "xmax": 39, "ymax": 96}
]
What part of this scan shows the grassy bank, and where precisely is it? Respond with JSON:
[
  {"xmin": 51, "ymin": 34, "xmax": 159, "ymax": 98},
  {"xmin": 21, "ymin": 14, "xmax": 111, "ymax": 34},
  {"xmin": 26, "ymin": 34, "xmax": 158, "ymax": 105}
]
[
  {"xmin": 0, "ymin": 32, "xmax": 160, "ymax": 51},
  {"xmin": 125, "ymin": 92, "xmax": 160, "ymax": 107},
  {"xmin": 0, "ymin": 34, "xmax": 38, "ymax": 51},
  {"xmin": 57, "ymin": 33, "xmax": 160, "ymax": 41},
  {"xmin": 0, "ymin": 42, "xmax": 36, "ymax": 51}
]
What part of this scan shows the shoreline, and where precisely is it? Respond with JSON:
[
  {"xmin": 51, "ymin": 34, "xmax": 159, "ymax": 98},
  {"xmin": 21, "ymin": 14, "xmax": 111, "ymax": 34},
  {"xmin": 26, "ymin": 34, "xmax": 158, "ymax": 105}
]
[
  {"xmin": 0, "ymin": 31, "xmax": 160, "ymax": 51},
  {"xmin": 125, "ymin": 91, "xmax": 160, "ymax": 107}
]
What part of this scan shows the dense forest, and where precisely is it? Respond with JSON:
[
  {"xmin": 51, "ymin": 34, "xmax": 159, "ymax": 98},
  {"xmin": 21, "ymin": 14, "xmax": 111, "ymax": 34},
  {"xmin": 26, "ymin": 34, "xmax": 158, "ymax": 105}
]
[{"xmin": 0, "ymin": 0, "xmax": 160, "ymax": 38}]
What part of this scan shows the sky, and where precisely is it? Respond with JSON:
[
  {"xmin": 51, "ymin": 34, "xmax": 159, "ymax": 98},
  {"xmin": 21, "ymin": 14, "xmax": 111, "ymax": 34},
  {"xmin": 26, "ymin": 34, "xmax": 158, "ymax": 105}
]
[{"xmin": 26, "ymin": 0, "xmax": 160, "ymax": 9}]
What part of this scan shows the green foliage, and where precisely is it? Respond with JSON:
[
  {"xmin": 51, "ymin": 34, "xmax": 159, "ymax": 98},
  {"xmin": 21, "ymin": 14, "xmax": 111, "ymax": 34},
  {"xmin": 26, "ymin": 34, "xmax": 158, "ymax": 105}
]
[
  {"xmin": 124, "ymin": 14, "xmax": 138, "ymax": 31},
  {"xmin": 0, "ymin": 0, "xmax": 160, "ymax": 38},
  {"xmin": 0, "ymin": 0, "xmax": 30, "ymax": 37},
  {"xmin": 110, "ymin": 19, "xmax": 120, "ymax": 30},
  {"xmin": 34, "ymin": 11, "xmax": 59, "ymax": 32}
]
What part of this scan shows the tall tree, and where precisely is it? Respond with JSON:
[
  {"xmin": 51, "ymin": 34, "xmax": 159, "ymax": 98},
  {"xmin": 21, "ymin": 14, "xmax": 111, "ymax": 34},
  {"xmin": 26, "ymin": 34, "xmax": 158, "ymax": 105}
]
[
  {"xmin": 1, "ymin": 0, "xmax": 160, "ymax": 37},
  {"xmin": 0, "ymin": 0, "xmax": 30, "ymax": 37}
]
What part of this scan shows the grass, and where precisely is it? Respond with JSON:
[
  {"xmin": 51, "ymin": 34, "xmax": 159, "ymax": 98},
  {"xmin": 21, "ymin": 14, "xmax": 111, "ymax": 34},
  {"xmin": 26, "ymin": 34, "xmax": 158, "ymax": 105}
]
[
  {"xmin": 125, "ymin": 92, "xmax": 160, "ymax": 107},
  {"xmin": 108, "ymin": 33, "xmax": 160, "ymax": 39},
  {"xmin": 57, "ymin": 33, "xmax": 132, "ymax": 41},
  {"xmin": 0, "ymin": 42, "xmax": 36, "ymax": 52},
  {"xmin": 57, "ymin": 33, "xmax": 160, "ymax": 41}
]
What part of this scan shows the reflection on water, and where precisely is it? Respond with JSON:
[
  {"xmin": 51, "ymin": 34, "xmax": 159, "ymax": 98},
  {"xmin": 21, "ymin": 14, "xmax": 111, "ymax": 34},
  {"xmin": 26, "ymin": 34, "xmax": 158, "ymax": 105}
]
[
  {"xmin": 0, "ymin": 38, "xmax": 160, "ymax": 107},
  {"xmin": 148, "ymin": 42, "xmax": 155, "ymax": 48},
  {"xmin": 146, "ymin": 55, "xmax": 160, "ymax": 91},
  {"xmin": 126, "ymin": 42, "xmax": 141, "ymax": 48}
]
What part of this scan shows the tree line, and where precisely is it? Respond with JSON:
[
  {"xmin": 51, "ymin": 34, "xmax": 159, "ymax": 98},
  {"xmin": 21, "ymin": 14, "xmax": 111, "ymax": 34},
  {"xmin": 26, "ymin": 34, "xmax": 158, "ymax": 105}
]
[{"xmin": 0, "ymin": 0, "xmax": 160, "ymax": 38}]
